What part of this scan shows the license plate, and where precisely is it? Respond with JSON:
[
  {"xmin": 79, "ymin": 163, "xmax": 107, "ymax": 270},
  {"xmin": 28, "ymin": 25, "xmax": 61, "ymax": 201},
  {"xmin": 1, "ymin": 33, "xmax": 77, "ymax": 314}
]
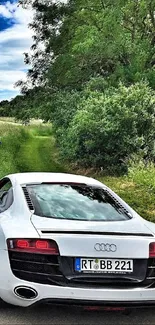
[{"xmin": 75, "ymin": 258, "xmax": 133, "ymax": 273}]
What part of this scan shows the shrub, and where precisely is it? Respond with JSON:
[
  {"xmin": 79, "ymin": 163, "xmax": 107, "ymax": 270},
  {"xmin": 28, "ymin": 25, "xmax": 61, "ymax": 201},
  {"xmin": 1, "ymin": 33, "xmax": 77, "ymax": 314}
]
[
  {"xmin": 58, "ymin": 82, "xmax": 155, "ymax": 171},
  {"xmin": 39, "ymin": 90, "xmax": 82, "ymax": 144}
]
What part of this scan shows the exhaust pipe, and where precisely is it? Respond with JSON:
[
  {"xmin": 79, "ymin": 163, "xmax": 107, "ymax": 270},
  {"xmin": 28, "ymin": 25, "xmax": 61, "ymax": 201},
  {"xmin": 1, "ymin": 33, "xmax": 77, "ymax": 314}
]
[{"xmin": 14, "ymin": 286, "xmax": 38, "ymax": 300}]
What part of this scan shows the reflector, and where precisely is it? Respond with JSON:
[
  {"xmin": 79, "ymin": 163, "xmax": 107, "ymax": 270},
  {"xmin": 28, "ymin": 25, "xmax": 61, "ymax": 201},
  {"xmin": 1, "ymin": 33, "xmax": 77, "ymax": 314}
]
[
  {"xmin": 84, "ymin": 306, "xmax": 101, "ymax": 311},
  {"xmin": 103, "ymin": 307, "xmax": 126, "ymax": 311},
  {"xmin": 84, "ymin": 306, "xmax": 126, "ymax": 311},
  {"xmin": 149, "ymin": 242, "xmax": 155, "ymax": 257}
]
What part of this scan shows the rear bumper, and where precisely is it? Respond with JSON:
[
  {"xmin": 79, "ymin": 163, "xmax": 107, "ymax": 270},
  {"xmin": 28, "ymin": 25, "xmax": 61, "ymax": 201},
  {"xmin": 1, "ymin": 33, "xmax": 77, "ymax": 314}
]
[
  {"xmin": 1, "ymin": 282, "xmax": 155, "ymax": 307},
  {"xmin": 1, "ymin": 250, "xmax": 155, "ymax": 308}
]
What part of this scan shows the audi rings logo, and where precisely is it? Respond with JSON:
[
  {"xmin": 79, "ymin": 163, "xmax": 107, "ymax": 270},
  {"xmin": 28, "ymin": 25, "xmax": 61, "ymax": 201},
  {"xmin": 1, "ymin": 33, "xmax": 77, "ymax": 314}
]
[{"xmin": 94, "ymin": 243, "xmax": 117, "ymax": 252}]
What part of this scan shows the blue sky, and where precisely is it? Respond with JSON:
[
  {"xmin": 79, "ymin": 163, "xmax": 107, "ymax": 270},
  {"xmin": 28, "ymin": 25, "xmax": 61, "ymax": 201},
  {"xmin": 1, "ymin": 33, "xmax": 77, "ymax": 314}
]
[{"xmin": 0, "ymin": 0, "xmax": 33, "ymax": 100}]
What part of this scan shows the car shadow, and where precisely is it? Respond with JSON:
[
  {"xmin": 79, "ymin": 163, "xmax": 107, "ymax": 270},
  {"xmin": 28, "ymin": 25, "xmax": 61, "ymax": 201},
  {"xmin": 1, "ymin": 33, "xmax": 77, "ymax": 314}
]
[{"xmin": 0, "ymin": 304, "xmax": 155, "ymax": 325}]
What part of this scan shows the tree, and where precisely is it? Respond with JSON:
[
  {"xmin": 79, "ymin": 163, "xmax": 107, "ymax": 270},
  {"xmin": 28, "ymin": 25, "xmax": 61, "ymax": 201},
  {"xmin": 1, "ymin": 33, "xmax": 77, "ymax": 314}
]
[
  {"xmin": 0, "ymin": 100, "xmax": 11, "ymax": 117},
  {"xmin": 18, "ymin": 0, "xmax": 70, "ymax": 90},
  {"xmin": 18, "ymin": 0, "xmax": 155, "ymax": 89}
]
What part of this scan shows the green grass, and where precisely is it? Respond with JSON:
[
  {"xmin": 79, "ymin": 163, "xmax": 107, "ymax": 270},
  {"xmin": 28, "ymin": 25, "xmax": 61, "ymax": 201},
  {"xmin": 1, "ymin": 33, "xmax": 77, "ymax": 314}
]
[
  {"xmin": 0, "ymin": 121, "xmax": 66, "ymax": 178},
  {"xmin": 0, "ymin": 119, "xmax": 154, "ymax": 222},
  {"xmin": 98, "ymin": 163, "xmax": 155, "ymax": 222},
  {"xmin": 0, "ymin": 122, "xmax": 19, "ymax": 136},
  {"xmin": 28, "ymin": 123, "xmax": 53, "ymax": 137},
  {"xmin": 16, "ymin": 133, "xmax": 65, "ymax": 173}
]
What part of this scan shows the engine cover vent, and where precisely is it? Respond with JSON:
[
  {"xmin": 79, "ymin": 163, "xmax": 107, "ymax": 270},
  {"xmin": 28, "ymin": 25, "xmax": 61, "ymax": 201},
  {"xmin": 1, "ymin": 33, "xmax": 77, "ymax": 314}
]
[{"xmin": 22, "ymin": 187, "xmax": 34, "ymax": 212}]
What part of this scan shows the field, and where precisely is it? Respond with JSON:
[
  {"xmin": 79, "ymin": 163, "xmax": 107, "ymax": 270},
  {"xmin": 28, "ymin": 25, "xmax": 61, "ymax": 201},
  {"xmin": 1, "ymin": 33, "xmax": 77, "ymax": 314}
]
[{"xmin": 0, "ymin": 119, "xmax": 154, "ymax": 222}]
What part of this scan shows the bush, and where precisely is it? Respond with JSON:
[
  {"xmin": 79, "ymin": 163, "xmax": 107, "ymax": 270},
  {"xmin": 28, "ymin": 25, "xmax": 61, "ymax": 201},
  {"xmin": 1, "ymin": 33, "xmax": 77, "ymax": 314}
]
[
  {"xmin": 39, "ymin": 90, "xmax": 83, "ymax": 144},
  {"xmin": 58, "ymin": 82, "xmax": 155, "ymax": 171}
]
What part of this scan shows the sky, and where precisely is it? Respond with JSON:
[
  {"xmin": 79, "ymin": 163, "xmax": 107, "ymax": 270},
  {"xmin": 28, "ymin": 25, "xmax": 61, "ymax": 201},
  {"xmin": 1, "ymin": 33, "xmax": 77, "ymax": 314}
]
[{"xmin": 0, "ymin": 0, "xmax": 33, "ymax": 101}]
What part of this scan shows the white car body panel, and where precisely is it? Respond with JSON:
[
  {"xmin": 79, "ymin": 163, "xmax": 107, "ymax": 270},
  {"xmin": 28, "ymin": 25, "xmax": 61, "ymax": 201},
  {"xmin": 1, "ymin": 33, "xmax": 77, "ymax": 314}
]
[
  {"xmin": 0, "ymin": 172, "xmax": 154, "ymax": 307},
  {"xmin": 31, "ymin": 213, "xmax": 153, "ymax": 236},
  {"xmin": 38, "ymin": 233, "xmax": 151, "ymax": 259}
]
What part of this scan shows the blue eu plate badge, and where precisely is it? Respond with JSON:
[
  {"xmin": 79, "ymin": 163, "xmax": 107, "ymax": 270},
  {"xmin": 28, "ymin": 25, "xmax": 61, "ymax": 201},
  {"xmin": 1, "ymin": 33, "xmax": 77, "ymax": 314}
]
[{"xmin": 75, "ymin": 258, "xmax": 81, "ymax": 271}]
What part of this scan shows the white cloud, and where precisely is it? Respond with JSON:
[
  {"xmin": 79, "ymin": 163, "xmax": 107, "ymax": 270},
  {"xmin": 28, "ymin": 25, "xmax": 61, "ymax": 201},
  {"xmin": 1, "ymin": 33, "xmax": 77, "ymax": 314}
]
[
  {"xmin": 0, "ymin": 1, "xmax": 33, "ymax": 100},
  {"xmin": 0, "ymin": 70, "xmax": 27, "ymax": 91}
]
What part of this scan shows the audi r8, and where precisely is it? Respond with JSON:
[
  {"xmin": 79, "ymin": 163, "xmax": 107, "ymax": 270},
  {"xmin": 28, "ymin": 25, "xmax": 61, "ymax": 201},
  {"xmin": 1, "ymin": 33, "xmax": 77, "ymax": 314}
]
[{"xmin": 0, "ymin": 172, "xmax": 155, "ymax": 308}]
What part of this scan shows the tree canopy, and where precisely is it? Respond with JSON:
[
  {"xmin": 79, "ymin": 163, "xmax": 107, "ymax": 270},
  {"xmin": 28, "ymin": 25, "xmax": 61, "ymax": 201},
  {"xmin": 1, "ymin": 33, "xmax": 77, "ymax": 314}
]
[{"xmin": 17, "ymin": 0, "xmax": 155, "ymax": 89}]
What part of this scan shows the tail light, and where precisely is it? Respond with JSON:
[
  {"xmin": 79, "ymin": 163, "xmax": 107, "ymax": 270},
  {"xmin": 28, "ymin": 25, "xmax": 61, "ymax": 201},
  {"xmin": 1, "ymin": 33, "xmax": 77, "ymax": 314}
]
[
  {"xmin": 149, "ymin": 242, "xmax": 155, "ymax": 257},
  {"xmin": 7, "ymin": 239, "xmax": 59, "ymax": 255}
]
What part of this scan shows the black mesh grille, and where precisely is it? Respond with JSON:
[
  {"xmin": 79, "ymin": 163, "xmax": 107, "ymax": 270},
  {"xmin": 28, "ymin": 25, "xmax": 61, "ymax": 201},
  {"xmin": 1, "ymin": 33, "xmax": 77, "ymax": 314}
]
[
  {"xmin": 144, "ymin": 258, "xmax": 155, "ymax": 286},
  {"xmin": 9, "ymin": 252, "xmax": 62, "ymax": 285}
]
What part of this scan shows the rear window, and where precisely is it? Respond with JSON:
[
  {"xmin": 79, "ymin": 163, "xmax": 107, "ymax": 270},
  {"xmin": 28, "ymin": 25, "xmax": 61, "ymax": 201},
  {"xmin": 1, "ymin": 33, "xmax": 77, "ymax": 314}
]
[{"xmin": 27, "ymin": 183, "xmax": 131, "ymax": 222}]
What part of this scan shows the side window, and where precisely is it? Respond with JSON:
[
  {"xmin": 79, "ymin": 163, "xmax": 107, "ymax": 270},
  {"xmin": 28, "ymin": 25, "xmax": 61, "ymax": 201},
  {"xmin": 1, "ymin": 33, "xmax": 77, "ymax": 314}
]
[{"xmin": 0, "ymin": 178, "xmax": 13, "ymax": 213}]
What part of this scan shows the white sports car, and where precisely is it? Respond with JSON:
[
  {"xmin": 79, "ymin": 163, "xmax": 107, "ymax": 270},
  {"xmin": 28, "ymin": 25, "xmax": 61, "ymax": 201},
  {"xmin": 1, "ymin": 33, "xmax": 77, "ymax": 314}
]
[{"xmin": 0, "ymin": 172, "xmax": 155, "ymax": 308}]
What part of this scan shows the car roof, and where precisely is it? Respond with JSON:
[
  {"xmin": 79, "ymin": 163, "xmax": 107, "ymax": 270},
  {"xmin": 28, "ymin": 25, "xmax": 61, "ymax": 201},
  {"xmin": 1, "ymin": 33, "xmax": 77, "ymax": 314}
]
[{"xmin": 6, "ymin": 172, "xmax": 103, "ymax": 187}]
